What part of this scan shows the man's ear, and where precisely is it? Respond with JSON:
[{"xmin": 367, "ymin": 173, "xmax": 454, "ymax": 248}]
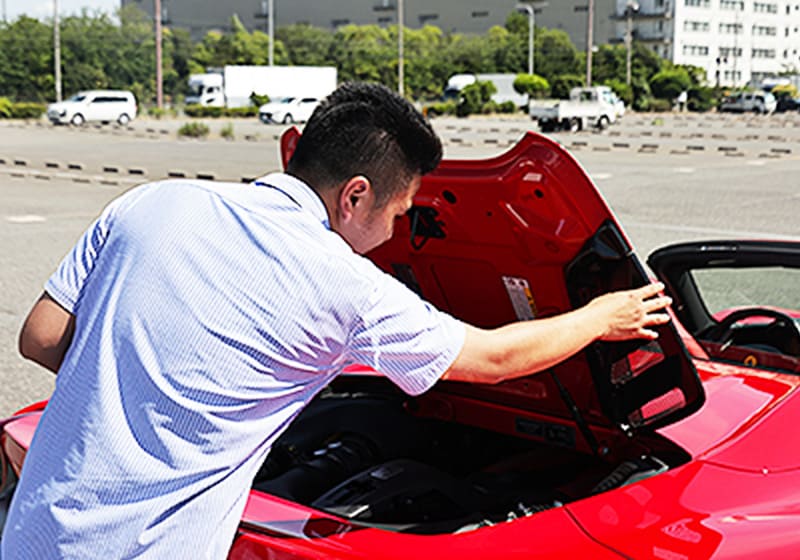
[{"xmin": 337, "ymin": 176, "xmax": 372, "ymax": 223}]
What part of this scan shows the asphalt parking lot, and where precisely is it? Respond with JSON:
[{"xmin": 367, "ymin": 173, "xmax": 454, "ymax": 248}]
[{"xmin": 1, "ymin": 111, "xmax": 799, "ymax": 417}]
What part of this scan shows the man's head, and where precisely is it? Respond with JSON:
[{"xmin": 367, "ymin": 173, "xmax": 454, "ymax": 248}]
[{"xmin": 286, "ymin": 82, "xmax": 442, "ymax": 253}]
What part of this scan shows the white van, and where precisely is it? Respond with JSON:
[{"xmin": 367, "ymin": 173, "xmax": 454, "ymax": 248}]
[{"xmin": 47, "ymin": 90, "xmax": 138, "ymax": 126}]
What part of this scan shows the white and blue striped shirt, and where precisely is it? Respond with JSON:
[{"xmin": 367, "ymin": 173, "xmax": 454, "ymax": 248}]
[{"xmin": 3, "ymin": 173, "xmax": 465, "ymax": 559}]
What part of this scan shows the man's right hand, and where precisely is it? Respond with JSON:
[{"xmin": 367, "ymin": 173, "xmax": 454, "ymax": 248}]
[
  {"xmin": 442, "ymin": 282, "xmax": 672, "ymax": 386},
  {"xmin": 588, "ymin": 282, "xmax": 672, "ymax": 342}
]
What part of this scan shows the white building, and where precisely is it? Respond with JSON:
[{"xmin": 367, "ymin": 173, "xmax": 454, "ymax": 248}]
[{"xmin": 615, "ymin": 0, "xmax": 800, "ymax": 87}]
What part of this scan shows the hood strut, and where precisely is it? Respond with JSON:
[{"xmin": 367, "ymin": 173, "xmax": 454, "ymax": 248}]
[{"xmin": 550, "ymin": 371, "xmax": 601, "ymax": 456}]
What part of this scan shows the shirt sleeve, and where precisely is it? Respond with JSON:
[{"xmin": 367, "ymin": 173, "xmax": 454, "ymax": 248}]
[
  {"xmin": 344, "ymin": 271, "xmax": 466, "ymax": 396},
  {"xmin": 45, "ymin": 185, "xmax": 150, "ymax": 313}
]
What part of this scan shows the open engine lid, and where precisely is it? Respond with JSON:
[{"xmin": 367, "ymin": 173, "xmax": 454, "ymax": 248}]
[{"xmin": 280, "ymin": 128, "xmax": 704, "ymax": 443}]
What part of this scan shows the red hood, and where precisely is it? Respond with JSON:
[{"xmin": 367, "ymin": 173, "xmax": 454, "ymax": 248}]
[{"xmin": 284, "ymin": 128, "xmax": 704, "ymax": 441}]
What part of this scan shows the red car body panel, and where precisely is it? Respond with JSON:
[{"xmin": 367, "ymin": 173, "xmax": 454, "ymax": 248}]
[
  {"xmin": 233, "ymin": 491, "xmax": 627, "ymax": 559},
  {"xmin": 3, "ymin": 132, "xmax": 799, "ymax": 559}
]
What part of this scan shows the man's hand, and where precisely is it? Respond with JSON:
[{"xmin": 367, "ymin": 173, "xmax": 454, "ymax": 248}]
[
  {"xmin": 588, "ymin": 282, "xmax": 672, "ymax": 342},
  {"xmin": 443, "ymin": 282, "xmax": 672, "ymax": 385}
]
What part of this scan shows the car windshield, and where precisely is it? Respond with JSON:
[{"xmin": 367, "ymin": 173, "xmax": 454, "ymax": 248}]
[
  {"xmin": 68, "ymin": 94, "xmax": 87, "ymax": 102},
  {"xmin": 691, "ymin": 266, "xmax": 800, "ymax": 373},
  {"xmin": 279, "ymin": 97, "xmax": 296, "ymax": 104}
]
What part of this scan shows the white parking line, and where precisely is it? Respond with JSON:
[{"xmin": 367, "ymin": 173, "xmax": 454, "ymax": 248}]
[
  {"xmin": 593, "ymin": 173, "xmax": 613, "ymax": 180},
  {"xmin": 5, "ymin": 214, "xmax": 47, "ymax": 224},
  {"xmin": 746, "ymin": 160, "xmax": 767, "ymax": 166},
  {"xmin": 674, "ymin": 167, "xmax": 695, "ymax": 173}
]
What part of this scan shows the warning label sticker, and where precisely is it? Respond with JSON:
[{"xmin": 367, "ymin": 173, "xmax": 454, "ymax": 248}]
[{"xmin": 502, "ymin": 276, "xmax": 537, "ymax": 321}]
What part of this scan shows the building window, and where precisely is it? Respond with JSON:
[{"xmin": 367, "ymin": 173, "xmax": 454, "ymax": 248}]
[
  {"xmin": 683, "ymin": 44, "xmax": 710, "ymax": 55},
  {"xmin": 723, "ymin": 70, "xmax": 742, "ymax": 81},
  {"xmin": 719, "ymin": 22, "xmax": 743, "ymax": 33},
  {"xmin": 684, "ymin": 20, "xmax": 710, "ymax": 31},
  {"xmin": 720, "ymin": 0, "xmax": 744, "ymax": 10},
  {"xmin": 418, "ymin": 13, "xmax": 439, "ymax": 24},
  {"xmin": 377, "ymin": 16, "xmax": 393, "ymax": 24},
  {"xmin": 719, "ymin": 46, "xmax": 743, "ymax": 57},
  {"xmin": 752, "ymin": 48, "xmax": 776, "ymax": 58},
  {"xmin": 574, "ymin": 5, "xmax": 589, "ymax": 12},
  {"xmin": 685, "ymin": 0, "xmax": 710, "ymax": 6},
  {"xmin": 331, "ymin": 18, "xmax": 350, "ymax": 27},
  {"xmin": 753, "ymin": 25, "xmax": 777, "ymax": 35},
  {"xmin": 753, "ymin": 2, "xmax": 778, "ymax": 13},
  {"xmin": 471, "ymin": 10, "xmax": 489, "ymax": 18}
]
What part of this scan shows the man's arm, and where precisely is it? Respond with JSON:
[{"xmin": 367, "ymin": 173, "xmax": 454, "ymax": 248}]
[
  {"xmin": 442, "ymin": 283, "xmax": 671, "ymax": 384},
  {"xmin": 18, "ymin": 292, "xmax": 75, "ymax": 374}
]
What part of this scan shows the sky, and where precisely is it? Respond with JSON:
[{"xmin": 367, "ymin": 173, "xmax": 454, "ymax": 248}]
[{"xmin": 3, "ymin": 0, "xmax": 119, "ymax": 22}]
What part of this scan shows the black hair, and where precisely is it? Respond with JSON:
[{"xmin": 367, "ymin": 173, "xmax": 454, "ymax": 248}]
[{"xmin": 286, "ymin": 82, "xmax": 442, "ymax": 207}]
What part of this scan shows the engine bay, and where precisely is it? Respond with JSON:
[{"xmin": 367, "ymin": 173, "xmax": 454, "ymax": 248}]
[{"xmin": 252, "ymin": 377, "xmax": 690, "ymax": 535}]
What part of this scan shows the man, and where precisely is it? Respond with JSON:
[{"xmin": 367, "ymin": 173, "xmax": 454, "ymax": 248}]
[{"xmin": 4, "ymin": 82, "xmax": 670, "ymax": 558}]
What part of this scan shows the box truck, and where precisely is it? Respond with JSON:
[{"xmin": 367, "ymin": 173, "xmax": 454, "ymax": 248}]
[{"xmin": 186, "ymin": 65, "xmax": 338, "ymax": 108}]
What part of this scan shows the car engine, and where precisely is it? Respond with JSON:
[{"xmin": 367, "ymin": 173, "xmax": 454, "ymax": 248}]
[{"xmin": 252, "ymin": 378, "xmax": 683, "ymax": 535}]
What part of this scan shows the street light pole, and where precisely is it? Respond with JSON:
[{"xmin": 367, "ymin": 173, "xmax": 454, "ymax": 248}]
[
  {"xmin": 155, "ymin": 0, "xmax": 163, "ymax": 109},
  {"xmin": 516, "ymin": 4, "xmax": 534, "ymax": 75},
  {"xmin": 397, "ymin": 0, "xmax": 404, "ymax": 95},
  {"xmin": 268, "ymin": 0, "xmax": 274, "ymax": 66},
  {"xmin": 54, "ymin": 0, "xmax": 62, "ymax": 102},
  {"xmin": 585, "ymin": 0, "xmax": 594, "ymax": 86},
  {"xmin": 624, "ymin": 1, "xmax": 639, "ymax": 86}
]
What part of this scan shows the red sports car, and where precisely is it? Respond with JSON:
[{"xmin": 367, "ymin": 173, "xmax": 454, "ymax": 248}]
[{"xmin": 3, "ymin": 130, "xmax": 800, "ymax": 559}]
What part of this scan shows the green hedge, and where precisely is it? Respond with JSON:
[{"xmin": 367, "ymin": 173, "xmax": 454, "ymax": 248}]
[
  {"xmin": 0, "ymin": 98, "xmax": 46, "ymax": 119},
  {"xmin": 177, "ymin": 122, "xmax": 210, "ymax": 138},
  {"xmin": 184, "ymin": 104, "xmax": 258, "ymax": 118},
  {"xmin": 424, "ymin": 100, "xmax": 457, "ymax": 117}
]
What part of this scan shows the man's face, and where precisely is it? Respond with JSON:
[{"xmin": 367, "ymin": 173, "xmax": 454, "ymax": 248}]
[{"xmin": 342, "ymin": 175, "xmax": 421, "ymax": 255}]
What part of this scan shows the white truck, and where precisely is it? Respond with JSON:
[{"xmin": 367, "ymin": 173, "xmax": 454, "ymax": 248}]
[
  {"xmin": 186, "ymin": 65, "xmax": 338, "ymax": 108},
  {"xmin": 529, "ymin": 86, "xmax": 625, "ymax": 132},
  {"xmin": 443, "ymin": 73, "xmax": 529, "ymax": 109}
]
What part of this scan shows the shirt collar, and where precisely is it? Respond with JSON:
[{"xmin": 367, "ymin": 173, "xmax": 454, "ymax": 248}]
[{"xmin": 253, "ymin": 172, "xmax": 331, "ymax": 229}]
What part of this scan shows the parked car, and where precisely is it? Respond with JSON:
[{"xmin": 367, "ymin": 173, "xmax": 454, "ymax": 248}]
[
  {"xmin": 258, "ymin": 97, "xmax": 320, "ymax": 124},
  {"xmin": 46, "ymin": 90, "xmax": 138, "ymax": 126},
  {"xmin": 718, "ymin": 91, "xmax": 777, "ymax": 114},
  {"xmin": 3, "ymin": 129, "xmax": 800, "ymax": 559},
  {"xmin": 775, "ymin": 95, "xmax": 800, "ymax": 113}
]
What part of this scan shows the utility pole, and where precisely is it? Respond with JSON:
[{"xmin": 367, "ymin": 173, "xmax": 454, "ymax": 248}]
[
  {"xmin": 155, "ymin": 0, "xmax": 163, "ymax": 109},
  {"xmin": 585, "ymin": 0, "xmax": 594, "ymax": 86},
  {"xmin": 398, "ymin": 0, "xmax": 404, "ymax": 96},
  {"xmin": 516, "ymin": 4, "xmax": 534, "ymax": 75},
  {"xmin": 625, "ymin": 1, "xmax": 639, "ymax": 86},
  {"xmin": 268, "ymin": 0, "xmax": 274, "ymax": 66},
  {"xmin": 54, "ymin": 0, "xmax": 62, "ymax": 102},
  {"xmin": 3, "ymin": 0, "xmax": 7, "ymax": 24}
]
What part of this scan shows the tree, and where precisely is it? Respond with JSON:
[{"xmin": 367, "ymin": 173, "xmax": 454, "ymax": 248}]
[
  {"xmin": 190, "ymin": 15, "xmax": 288, "ymax": 72},
  {"xmin": 0, "ymin": 17, "xmax": 54, "ymax": 101},
  {"xmin": 276, "ymin": 24, "xmax": 336, "ymax": 66},
  {"xmin": 550, "ymin": 74, "xmax": 584, "ymax": 99},
  {"xmin": 533, "ymin": 28, "xmax": 581, "ymax": 85},
  {"xmin": 457, "ymin": 80, "xmax": 495, "ymax": 116},
  {"xmin": 400, "ymin": 25, "xmax": 451, "ymax": 99},
  {"xmin": 330, "ymin": 24, "xmax": 395, "ymax": 87},
  {"xmin": 513, "ymin": 73, "xmax": 549, "ymax": 100},
  {"xmin": 650, "ymin": 68, "xmax": 691, "ymax": 100},
  {"xmin": 603, "ymin": 78, "xmax": 632, "ymax": 106}
]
